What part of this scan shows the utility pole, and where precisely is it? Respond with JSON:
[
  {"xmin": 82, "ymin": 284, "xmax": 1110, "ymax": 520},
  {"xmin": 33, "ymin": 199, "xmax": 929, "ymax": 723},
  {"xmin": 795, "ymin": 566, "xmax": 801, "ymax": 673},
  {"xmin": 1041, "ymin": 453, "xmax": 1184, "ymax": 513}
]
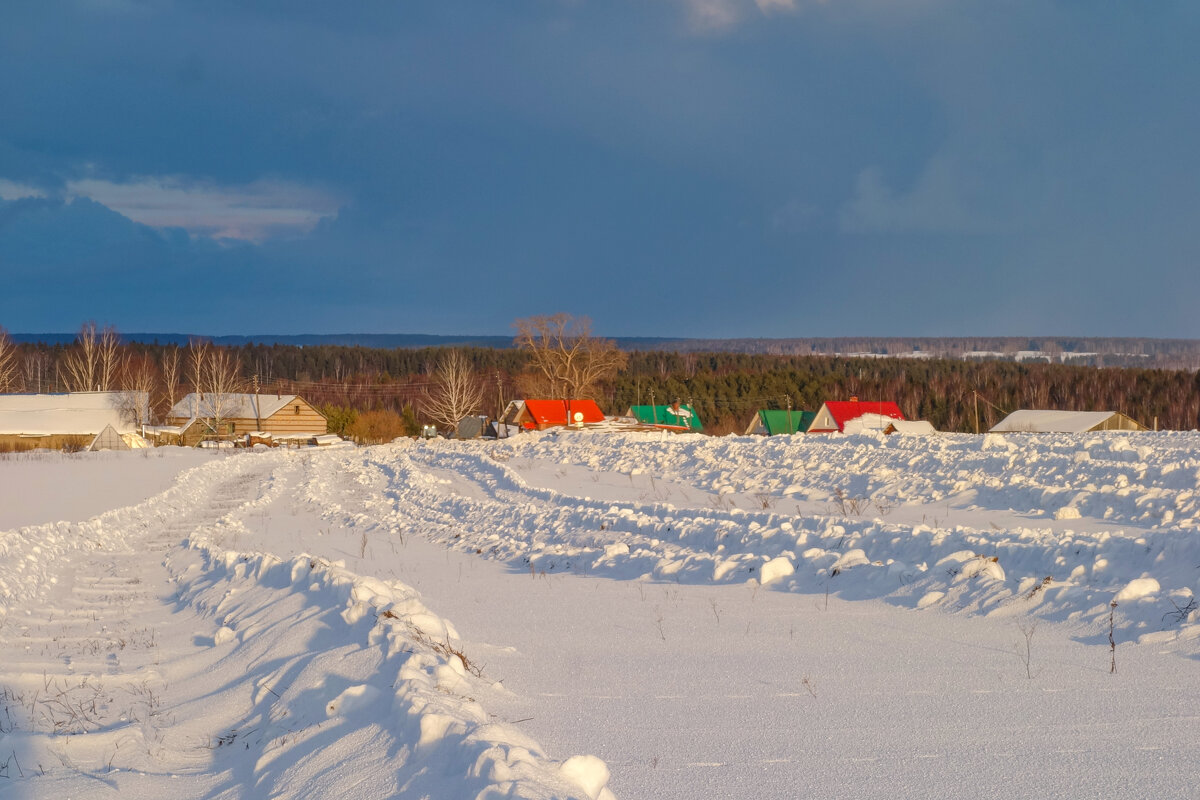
[
  {"xmin": 787, "ymin": 395, "xmax": 793, "ymax": 434},
  {"xmin": 252, "ymin": 374, "xmax": 261, "ymax": 431},
  {"xmin": 973, "ymin": 390, "xmax": 980, "ymax": 435}
]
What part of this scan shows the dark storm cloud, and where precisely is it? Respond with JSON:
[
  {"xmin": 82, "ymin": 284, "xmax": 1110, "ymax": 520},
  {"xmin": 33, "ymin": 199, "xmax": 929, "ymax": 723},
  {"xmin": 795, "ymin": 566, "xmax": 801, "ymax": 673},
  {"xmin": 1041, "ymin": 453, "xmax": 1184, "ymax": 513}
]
[{"xmin": 1, "ymin": 1, "xmax": 1197, "ymax": 337}]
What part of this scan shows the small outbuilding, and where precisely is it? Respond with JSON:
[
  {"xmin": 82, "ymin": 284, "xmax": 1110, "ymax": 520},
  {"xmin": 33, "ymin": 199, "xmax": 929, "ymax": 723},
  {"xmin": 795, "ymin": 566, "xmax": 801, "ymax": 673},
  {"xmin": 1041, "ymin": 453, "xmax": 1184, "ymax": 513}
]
[
  {"xmin": 88, "ymin": 423, "xmax": 131, "ymax": 451},
  {"xmin": 807, "ymin": 398, "xmax": 906, "ymax": 434},
  {"xmin": 988, "ymin": 410, "xmax": 1146, "ymax": 433},
  {"xmin": 455, "ymin": 415, "xmax": 489, "ymax": 439},
  {"xmin": 744, "ymin": 409, "xmax": 815, "ymax": 436}
]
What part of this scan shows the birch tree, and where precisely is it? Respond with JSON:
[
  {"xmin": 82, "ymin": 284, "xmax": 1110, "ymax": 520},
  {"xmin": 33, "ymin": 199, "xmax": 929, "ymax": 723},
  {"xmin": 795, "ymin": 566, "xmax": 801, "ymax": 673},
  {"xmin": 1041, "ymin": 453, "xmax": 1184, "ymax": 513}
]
[
  {"xmin": 160, "ymin": 344, "xmax": 182, "ymax": 416},
  {"xmin": 0, "ymin": 327, "xmax": 19, "ymax": 392},
  {"xmin": 114, "ymin": 352, "xmax": 158, "ymax": 426},
  {"xmin": 421, "ymin": 349, "xmax": 484, "ymax": 432},
  {"xmin": 187, "ymin": 339, "xmax": 245, "ymax": 438},
  {"xmin": 61, "ymin": 322, "xmax": 122, "ymax": 391}
]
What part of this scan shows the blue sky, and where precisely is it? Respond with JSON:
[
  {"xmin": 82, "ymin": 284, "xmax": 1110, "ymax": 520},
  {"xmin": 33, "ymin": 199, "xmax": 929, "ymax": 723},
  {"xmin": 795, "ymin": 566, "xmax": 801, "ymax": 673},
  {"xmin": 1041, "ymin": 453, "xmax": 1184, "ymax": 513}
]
[{"xmin": 1, "ymin": 1, "xmax": 1197, "ymax": 338}]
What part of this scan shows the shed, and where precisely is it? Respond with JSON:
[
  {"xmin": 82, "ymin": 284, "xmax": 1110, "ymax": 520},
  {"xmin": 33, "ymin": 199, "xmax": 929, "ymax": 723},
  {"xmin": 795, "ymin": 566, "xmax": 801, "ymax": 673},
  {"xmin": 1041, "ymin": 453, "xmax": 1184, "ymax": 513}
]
[
  {"xmin": 807, "ymin": 399, "xmax": 906, "ymax": 434},
  {"xmin": 625, "ymin": 403, "xmax": 703, "ymax": 432},
  {"xmin": 744, "ymin": 409, "xmax": 815, "ymax": 436},
  {"xmin": 988, "ymin": 410, "xmax": 1146, "ymax": 433},
  {"xmin": 455, "ymin": 415, "xmax": 489, "ymax": 439}
]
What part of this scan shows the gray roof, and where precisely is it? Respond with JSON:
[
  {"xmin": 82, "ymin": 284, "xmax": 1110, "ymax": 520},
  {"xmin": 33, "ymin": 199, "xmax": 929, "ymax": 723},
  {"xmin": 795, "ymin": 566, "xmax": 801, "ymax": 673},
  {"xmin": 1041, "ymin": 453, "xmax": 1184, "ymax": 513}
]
[{"xmin": 168, "ymin": 393, "xmax": 301, "ymax": 420}]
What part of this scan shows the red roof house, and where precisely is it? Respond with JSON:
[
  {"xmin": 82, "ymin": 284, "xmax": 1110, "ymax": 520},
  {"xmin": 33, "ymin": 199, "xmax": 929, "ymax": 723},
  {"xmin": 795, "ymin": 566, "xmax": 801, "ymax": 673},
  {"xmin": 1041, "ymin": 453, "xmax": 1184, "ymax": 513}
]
[
  {"xmin": 509, "ymin": 398, "xmax": 607, "ymax": 430},
  {"xmin": 807, "ymin": 398, "xmax": 906, "ymax": 433}
]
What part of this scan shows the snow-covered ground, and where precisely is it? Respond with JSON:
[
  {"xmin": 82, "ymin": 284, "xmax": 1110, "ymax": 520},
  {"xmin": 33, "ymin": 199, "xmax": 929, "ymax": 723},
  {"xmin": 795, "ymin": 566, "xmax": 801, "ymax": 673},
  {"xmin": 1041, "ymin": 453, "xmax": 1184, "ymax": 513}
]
[{"xmin": 1, "ymin": 431, "xmax": 1198, "ymax": 798}]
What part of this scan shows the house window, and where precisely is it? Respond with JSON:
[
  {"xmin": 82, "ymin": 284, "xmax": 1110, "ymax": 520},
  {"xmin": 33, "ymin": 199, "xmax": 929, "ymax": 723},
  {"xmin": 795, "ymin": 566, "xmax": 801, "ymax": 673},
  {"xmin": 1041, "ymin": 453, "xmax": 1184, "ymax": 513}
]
[{"xmin": 295, "ymin": 405, "xmax": 300, "ymax": 414}]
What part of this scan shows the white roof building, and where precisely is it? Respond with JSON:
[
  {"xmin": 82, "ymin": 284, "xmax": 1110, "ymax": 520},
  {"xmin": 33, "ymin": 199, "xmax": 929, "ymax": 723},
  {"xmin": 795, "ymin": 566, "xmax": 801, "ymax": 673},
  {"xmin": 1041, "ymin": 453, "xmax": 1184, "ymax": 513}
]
[
  {"xmin": 167, "ymin": 393, "xmax": 302, "ymax": 421},
  {"xmin": 0, "ymin": 392, "xmax": 143, "ymax": 436},
  {"xmin": 989, "ymin": 410, "xmax": 1145, "ymax": 433}
]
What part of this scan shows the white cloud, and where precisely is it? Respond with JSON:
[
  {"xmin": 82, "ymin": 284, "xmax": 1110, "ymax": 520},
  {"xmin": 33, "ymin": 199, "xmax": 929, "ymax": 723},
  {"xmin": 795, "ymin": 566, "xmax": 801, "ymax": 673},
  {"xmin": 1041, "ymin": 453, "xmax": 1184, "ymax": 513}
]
[
  {"xmin": 0, "ymin": 179, "xmax": 47, "ymax": 201},
  {"xmin": 838, "ymin": 157, "xmax": 1005, "ymax": 235},
  {"xmin": 673, "ymin": 0, "xmax": 804, "ymax": 31},
  {"xmin": 755, "ymin": 0, "xmax": 798, "ymax": 14},
  {"xmin": 66, "ymin": 176, "xmax": 342, "ymax": 242},
  {"xmin": 676, "ymin": 0, "xmax": 742, "ymax": 32}
]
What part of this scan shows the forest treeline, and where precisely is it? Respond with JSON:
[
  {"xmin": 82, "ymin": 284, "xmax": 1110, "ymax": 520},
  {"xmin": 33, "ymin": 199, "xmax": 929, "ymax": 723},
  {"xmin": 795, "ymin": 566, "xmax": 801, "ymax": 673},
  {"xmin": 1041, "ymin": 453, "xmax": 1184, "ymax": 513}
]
[{"xmin": 6, "ymin": 335, "xmax": 1200, "ymax": 434}]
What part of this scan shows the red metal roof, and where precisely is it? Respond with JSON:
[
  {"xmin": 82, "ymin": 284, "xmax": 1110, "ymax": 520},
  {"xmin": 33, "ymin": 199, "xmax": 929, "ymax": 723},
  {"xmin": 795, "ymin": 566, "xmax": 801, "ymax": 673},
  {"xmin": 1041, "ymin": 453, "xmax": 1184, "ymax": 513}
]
[
  {"xmin": 522, "ymin": 399, "xmax": 606, "ymax": 426},
  {"xmin": 810, "ymin": 400, "xmax": 906, "ymax": 433}
]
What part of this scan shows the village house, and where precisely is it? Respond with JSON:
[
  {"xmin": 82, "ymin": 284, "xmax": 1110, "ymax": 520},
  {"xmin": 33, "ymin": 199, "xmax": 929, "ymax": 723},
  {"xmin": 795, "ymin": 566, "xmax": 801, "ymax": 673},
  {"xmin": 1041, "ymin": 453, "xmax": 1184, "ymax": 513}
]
[
  {"xmin": 744, "ymin": 409, "xmax": 815, "ymax": 436},
  {"xmin": 150, "ymin": 393, "xmax": 328, "ymax": 446},
  {"xmin": 806, "ymin": 397, "xmax": 906, "ymax": 433},
  {"xmin": 498, "ymin": 399, "xmax": 607, "ymax": 432},
  {"xmin": 625, "ymin": 401, "xmax": 703, "ymax": 432}
]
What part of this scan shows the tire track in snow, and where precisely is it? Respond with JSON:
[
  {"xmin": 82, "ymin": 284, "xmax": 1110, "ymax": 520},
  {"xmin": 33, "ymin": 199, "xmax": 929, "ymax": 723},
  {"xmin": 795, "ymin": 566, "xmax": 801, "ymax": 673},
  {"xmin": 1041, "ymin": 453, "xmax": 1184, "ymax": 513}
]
[
  {"xmin": 0, "ymin": 454, "xmax": 278, "ymax": 781},
  {"xmin": 314, "ymin": 441, "xmax": 1200, "ymax": 652}
]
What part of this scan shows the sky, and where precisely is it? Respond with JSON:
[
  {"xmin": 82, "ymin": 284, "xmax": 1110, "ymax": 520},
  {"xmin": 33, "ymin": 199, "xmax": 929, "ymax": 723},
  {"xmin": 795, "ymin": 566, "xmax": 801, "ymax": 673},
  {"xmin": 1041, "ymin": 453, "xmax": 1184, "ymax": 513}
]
[{"xmin": 1, "ymin": 0, "xmax": 1197, "ymax": 339}]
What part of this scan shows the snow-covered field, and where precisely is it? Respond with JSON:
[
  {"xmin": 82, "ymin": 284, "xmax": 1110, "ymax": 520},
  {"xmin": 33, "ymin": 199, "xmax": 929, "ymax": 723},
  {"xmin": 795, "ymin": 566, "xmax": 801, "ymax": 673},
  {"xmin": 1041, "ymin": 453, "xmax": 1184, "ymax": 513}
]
[{"xmin": 2, "ymin": 430, "xmax": 1199, "ymax": 798}]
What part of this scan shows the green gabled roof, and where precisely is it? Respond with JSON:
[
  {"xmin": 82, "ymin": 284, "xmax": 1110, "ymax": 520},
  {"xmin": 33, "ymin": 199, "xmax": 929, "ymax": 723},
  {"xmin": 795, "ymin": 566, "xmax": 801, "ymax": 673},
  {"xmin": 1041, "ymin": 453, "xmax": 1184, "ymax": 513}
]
[
  {"xmin": 757, "ymin": 409, "xmax": 815, "ymax": 435},
  {"xmin": 627, "ymin": 404, "xmax": 703, "ymax": 431}
]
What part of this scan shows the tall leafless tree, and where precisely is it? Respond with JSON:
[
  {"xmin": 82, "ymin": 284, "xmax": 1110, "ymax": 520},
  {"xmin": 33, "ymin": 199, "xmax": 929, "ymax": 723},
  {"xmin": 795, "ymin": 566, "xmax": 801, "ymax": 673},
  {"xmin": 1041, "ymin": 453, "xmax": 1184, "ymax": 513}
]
[
  {"xmin": 513, "ymin": 313, "xmax": 627, "ymax": 401},
  {"xmin": 421, "ymin": 349, "xmax": 484, "ymax": 433},
  {"xmin": 61, "ymin": 322, "xmax": 122, "ymax": 391},
  {"xmin": 114, "ymin": 352, "xmax": 158, "ymax": 426},
  {"xmin": 23, "ymin": 349, "xmax": 51, "ymax": 393},
  {"xmin": 0, "ymin": 327, "xmax": 20, "ymax": 392},
  {"xmin": 187, "ymin": 339, "xmax": 246, "ymax": 439},
  {"xmin": 160, "ymin": 344, "xmax": 182, "ymax": 417}
]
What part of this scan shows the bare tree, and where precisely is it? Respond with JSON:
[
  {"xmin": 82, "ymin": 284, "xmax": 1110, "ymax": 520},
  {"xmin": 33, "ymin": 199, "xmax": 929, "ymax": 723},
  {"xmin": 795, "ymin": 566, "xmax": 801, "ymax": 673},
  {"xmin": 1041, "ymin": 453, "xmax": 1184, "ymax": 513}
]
[
  {"xmin": 0, "ymin": 327, "xmax": 20, "ymax": 392},
  {"xmin": 160, "ymin": 344, "xmax": 182, "ymax": 417},
  {"xmin": 23, "ymin": 349, "xmax": 51, "ymax": 393},
  {"xmin": 114, "ymin": 352, "xmax": 158, "ymax": 426},
  {"xmin": 61, "ymin": 322, "xmax": 122, "ymax": 391},
  {"xmin": 187, "ymin": 339, "xmax": 246, "ymax": 439},
  {"xmin": 421, "ymin": 349, "xmax": 485, "ymax": 432},
  {"xmin": 513, "ymin": 313, "xmax": 627, "ymax": 400}
]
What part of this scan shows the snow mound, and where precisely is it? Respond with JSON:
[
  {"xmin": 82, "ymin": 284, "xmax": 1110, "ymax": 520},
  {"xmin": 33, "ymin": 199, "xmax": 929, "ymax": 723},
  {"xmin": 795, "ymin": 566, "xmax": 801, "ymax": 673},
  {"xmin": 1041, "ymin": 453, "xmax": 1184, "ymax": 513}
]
[
  {"xmin": 760, "ymin": 556, "xmax": 795, "ymax": 584},
  {"xmin": 1114, "ymin": 577, "xmax": 1161, "ymax": 604},
  {"xmin": 560, "ymin": 754, "xmax": 614, "ymax": 800}
]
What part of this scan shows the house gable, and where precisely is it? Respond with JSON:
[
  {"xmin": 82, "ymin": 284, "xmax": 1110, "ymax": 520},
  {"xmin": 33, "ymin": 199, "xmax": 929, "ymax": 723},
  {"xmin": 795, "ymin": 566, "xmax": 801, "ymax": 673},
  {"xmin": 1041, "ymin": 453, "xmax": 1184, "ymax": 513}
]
[{"xmin": 809, "ymin": 400, "xmax": 905, "ymax": 433}]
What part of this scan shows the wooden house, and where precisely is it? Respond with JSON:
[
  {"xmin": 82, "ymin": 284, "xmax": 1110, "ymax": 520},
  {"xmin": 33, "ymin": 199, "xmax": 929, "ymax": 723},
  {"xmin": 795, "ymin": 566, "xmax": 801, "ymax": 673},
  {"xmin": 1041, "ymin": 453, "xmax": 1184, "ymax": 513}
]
[{"xmin": 155, "ymin": 393, "xmax": 327, "ymax": 446}]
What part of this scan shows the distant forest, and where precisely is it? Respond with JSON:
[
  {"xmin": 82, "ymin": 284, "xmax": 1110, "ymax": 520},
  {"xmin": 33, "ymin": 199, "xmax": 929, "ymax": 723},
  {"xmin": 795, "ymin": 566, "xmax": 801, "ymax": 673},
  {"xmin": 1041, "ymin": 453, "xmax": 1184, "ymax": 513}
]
[
  {"xmin": 13, "ymin": 332, "xmax": 1200, "ymax": 369},
  {"xmin": 11, "ymin": 339, "xmax": 1200, "ymax": 434}
]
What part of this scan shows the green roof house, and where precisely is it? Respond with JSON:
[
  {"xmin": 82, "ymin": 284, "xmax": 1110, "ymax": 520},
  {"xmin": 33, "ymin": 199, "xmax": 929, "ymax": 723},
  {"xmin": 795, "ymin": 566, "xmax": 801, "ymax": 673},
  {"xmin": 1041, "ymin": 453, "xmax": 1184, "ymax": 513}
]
[
  {"xmin": 625, "ymin": 402, "xmax": 703, "ymax": 432},
  {"xmin": 744, "ymin": 409, "xmax": 815, "ymax": 436}
]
